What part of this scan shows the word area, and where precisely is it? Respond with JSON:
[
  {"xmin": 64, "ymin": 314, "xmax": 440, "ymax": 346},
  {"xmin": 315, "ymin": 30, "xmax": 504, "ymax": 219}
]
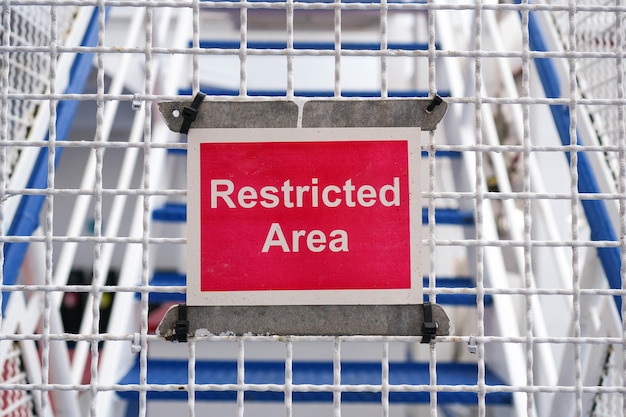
[{"xmin": 262, "ymin": 223, "xmax": 349, "ymax": 253}]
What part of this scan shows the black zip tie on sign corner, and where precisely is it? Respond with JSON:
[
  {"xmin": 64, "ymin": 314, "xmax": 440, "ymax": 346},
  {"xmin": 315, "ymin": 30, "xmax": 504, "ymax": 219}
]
[
  {"xmin": 425, "ymin": 95, "xmax": 443, "ymax": 113},
  {"xmin": 421, "ymin": 302, "xmax": 438, "ymax": 344},
  {"xmin": 179, "ymin": 92, "xmax": 206, "ymax": 135},
  {"xmin": 173, "ymin": 304, "xmax": 189, "ymax": 343}
]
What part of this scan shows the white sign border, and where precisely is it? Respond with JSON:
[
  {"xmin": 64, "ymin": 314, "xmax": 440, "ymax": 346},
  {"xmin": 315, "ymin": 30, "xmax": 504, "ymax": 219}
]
[{"xmin": 187, "ymin": 127, "xmax": 423, "ymax": 306}]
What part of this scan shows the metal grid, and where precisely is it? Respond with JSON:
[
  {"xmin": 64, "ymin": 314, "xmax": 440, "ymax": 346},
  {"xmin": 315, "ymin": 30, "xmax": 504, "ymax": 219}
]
[{"xmin": 0, "ymin": 1, "xmax": 625, "ymax": 417}]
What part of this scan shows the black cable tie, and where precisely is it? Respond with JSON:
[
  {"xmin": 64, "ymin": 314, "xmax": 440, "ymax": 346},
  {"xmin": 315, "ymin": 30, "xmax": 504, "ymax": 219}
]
[
  {"xmin": 179, "ymin": 92, "xmax": 206, "ymax": 135},
  {"xmin": 425, "ymin": 95, "xmax": 443, "ymax": 113},
  {"xmin": 173, "ymin": 304, "xmax": 189, "ymax": 343},
  {"xmin": 421, "ymin": 302, "xmax": 438, "ymax": 344}
]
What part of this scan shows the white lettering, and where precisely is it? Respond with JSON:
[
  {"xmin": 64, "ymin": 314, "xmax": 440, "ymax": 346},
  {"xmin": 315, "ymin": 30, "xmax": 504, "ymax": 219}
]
[
  {"xmin": 329, "ymin": 229, "xmax": 349, "ymax": 252},
  {"xmin": 262, "ymin": 223, "xmax": 290, "ymax": 253},
  {"xmin": 211, "ymin": 179, "xmax": 235, "ymax": 208},
  {"xmin": 238, "ymin": 186, "xmax": 257, "ymax": 208},
  {"xmin": 343, "ymin": 179, "xmax": 356, "ymax": 207},
  {"xmin": 322, "ymin": 185, "xmax": 342, "ymax": 207},
  {"xmin": 295, "ymin": 185, "xmax": 310, "ymax": 208},
  {"xmin": 307, "ymin": 230, "xmax": 326, "ymax": 252},
  {"xmin": 357, "ymin": 185, "xmax": 377, "ymax": 207},
  {"xmin": 311, "ymin": 178, "xmax": 319, "ymax": 207},
  {"xmin": 379, "ymin": 177, "xmax": 400, "ymax": 207},
  {"xmin": 260, "ymin": 186, "xmax": 279, "ymax": 208},
  {"xmin": 261, "ymin": 224, "xmax": 349, "ymax": 253},
  {"xmin": 292, "ymin": 229, "xmax": 306, "ymax": 252},
  {"xmin": 281, "ymin": 180, "xmax": 294, "ymax": 208},
  {"xmin": 209, "ymin": 177, "xmax": 401, "ymax": 209}
]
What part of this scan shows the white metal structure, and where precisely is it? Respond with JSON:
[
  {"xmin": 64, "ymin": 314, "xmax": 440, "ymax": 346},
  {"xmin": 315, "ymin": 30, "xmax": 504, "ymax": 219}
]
[{"xmin": 0, "ymin": 1, "xmax": 625, "ymax": 417}]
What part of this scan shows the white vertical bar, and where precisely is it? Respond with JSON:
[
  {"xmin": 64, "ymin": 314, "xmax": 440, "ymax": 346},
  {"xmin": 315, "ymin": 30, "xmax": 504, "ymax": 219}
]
[
  {"xmin": 140, "ymin": 4, "xmax": 155, "ymax": 417},
  {"xmin": 617, "ymin": 1, "xmax": 626, "ymax": 416},
  {"xmin": 43, "ymin": 4, "xmax": 59, "ymax": 416},
  {"xmin": 472, "ymin": 1, "xmax": 487, "ymax": 416},
  {"xmin": 285, "ymin": 338, "xmax": 293, "ymax": 417},
  {"xmin": 239, "ymin": 0, "xmax": 248, "ymax": 97},
  {"xmin": 381, "ymin": 342, "xmax": 389, "ymax": 417},
  {"xmin": 188, "ymin": 340, "xmax": 196, "ymax": 417},
  {"xmin": 0, "ymin": 1, "xmax": 9, "ymax": 331},
  {"xmin": 568, "ymin": 0, "xmax": 583, "ymax": 417},
  {"xmin": 90, "ymin": 2, "xmax": 106, "ymax": 415},
  {"xmin": 333, "ymin": 338, "xmax": 341, "ymax": 417},
  {"xmin": 567, "ymin": 1, "xmax": 582, "ymax": 416},
  {"xmin": 333, "ymin": 0, "xmax": 341, "ymax": 97},
  {"xmin": 428, "ymin": 342, "xmax": 437, "ymax": 417},
  {"xmin": 427, "ymin": 0, "xmax": 436, "ymax": 97},
  {"xmin": 519, "ymin": 1, "xmax": 535, "ymax": 415},
  {"xmin": 427, "ymin": 3, "xmax": 438, "ymax": 417},
  {"xmin": 237, "ymin": 338, "xmax": 245, "ymax": 417},
  {"xmin": 193, "ymin": 0, "xmax": 200, "ymax": 94},
  {"xmin": 473, "ymin": 3, "xmax": 485, "ymax": 417},
  {"xmin": 286, "ymin": 0, "xmax": 294, "ymax": 98},
  {"xmin": 380, "ymin": 0, "xmax": 388, "ymax": 98}
]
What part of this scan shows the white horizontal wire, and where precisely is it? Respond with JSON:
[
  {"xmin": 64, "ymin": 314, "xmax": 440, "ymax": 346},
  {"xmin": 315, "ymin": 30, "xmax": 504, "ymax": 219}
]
[
  {"xmin": 2, "ymin": 140, "xmax": 625, "ymax": 153},
  {"xmin": 3, "ymin": 235, "xmax": 626, "ymax": 247},
  {"xmin": 0, "ymin": 47, "xmax": 622, "ymax": 65},
  {"xmin": 4, "ymin": 332, "xmax": 626, "ymax": 346},
  {"xmin": 4, "ymin": 94, "xmax": 626, "ymax": 108},
  {"xmin": 4, "ymin": 381, "xmax": 626, "ymax": 395},
  {"xmin": 4, "ymin": 0, "xmax": 626, "ymax": 14},
  {"xmin": 0, "ymin": 236, "xmax": 185, "ymax": 243},
  {"xmin": 4, "ymin": 188, "xmax": 626, "ymax": 201},
  {"xmin": 3, "ymin": 285, "xmax": 626, "ymax": 298}
]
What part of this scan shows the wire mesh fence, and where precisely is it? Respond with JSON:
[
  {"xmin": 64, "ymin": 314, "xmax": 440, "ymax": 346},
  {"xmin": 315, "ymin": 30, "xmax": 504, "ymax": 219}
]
[{"xmin": 0, "ymin": 1, "xmax": 625, "ymax": 417}]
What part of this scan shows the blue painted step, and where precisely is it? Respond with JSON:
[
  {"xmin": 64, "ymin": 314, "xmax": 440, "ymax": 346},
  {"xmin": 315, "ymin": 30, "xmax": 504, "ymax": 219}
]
[
  {"xmin": 144, "ymin": 273, "xmax": 492, "ymax": 307},
  {"xmin": 196, "ymin": 39, "xmax": 438, "ymax": 51},
  {"xmin": 152, "ymin": 203, "xmax": 474, "ymax": 226},
  {"xmin": 420, "ymin": 150, "xmax": 462, "ymax": 158},
  {"xmin": 117, "ymin": 359, "xmax": 512, "ymax": 405},
  {"xmin": 152, "ymin": 202, "xmax": 186, "ymax": 222},
  {"xmin": 145, "ymin": 271, "xmax": 185, "ymax": 303},
  {"xmin": 166, "ymin": 147, "xmax": 187, "ymax": 156},
  {"xmin": 421, "ymin": 207, "xmax": 474, "ymax": 226}
]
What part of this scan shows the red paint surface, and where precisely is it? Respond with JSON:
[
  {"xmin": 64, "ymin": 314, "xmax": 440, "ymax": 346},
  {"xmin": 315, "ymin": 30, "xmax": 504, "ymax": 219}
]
[{"xmin": 199, "ymin": 140, "xmax": 411, "ymax": 292}]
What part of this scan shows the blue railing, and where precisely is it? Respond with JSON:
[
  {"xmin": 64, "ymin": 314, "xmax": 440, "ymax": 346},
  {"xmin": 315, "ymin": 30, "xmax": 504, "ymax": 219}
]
[
  {"xmin": 2, "ymin": 8, "xmax": 101, "ymax": 313},
  {"xmin": 523, "ymin": 9, "xmax": 622, "ymax": 314}
]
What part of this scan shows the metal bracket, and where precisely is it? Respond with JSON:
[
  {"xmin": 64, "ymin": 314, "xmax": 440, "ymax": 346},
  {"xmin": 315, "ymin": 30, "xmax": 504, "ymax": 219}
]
[
  {"xmin": 156, "ymin": 96, "xmax": 450, "ymax": 341},
  {"xmin": 157, "ymin": 304, "xmax": 451, "ymax": 340},
  {"xmin": 158, "ymin": 97, "xmax": 447, "ymax": 132}
]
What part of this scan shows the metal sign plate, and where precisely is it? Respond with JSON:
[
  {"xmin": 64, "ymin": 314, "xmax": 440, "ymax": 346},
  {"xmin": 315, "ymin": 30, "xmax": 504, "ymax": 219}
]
[{"xmin": 187, "ymin": 127, "xmax": 423, "ymax": 306}]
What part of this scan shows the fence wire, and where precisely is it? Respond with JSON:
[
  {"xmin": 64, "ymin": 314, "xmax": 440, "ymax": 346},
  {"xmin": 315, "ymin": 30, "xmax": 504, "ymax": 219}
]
[{"xmin": 0, "ymin": 1, "xmax": 625, "ymax": 417}]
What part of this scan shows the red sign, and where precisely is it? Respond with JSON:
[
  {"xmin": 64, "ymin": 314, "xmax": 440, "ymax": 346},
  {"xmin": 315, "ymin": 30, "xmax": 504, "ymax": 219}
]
[{"xmin": 187, "ymin": 128, "xmax": 422, "ymax": 306}]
